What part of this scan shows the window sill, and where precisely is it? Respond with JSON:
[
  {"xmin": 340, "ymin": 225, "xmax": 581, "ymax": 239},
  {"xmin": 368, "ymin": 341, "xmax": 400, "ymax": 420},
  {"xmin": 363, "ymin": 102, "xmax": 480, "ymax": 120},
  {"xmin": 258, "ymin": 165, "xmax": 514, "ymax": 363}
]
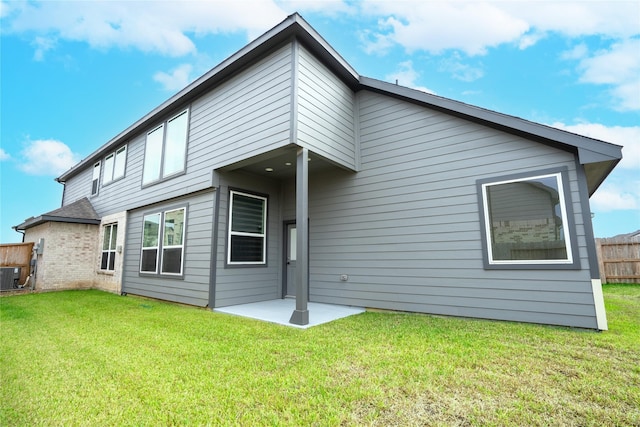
[
  {"xmin": 138, "ymin": 272, "xmax": 185, "ymax": 280},
  {"xmin": 102, "ymin": 176, "xmax": 125, "ymax": 188},
  {"xmin": 141, "ymin": 170, "xmax": 186, "ymax": 189},
  {"xmin": 483, "ymin": 261, "xmax": 581, "ymax": 270}
]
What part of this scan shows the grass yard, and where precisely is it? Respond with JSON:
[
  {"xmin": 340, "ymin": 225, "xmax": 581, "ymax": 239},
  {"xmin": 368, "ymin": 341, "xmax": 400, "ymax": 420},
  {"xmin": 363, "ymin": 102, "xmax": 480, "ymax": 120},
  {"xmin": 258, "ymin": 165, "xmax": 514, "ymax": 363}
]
[{"xmin": 1, "ymin": 285, "xmax": 639, "ymax": 426}]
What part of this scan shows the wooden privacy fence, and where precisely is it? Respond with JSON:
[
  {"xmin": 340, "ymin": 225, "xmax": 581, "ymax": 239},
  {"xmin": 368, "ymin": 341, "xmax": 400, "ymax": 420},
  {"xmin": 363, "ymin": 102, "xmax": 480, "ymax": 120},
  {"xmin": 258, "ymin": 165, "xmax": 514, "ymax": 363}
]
[
  {"xmin": 0, "ymin": 242, "xmax": 34, "ymax": 288},
  {"xmin": 595, "ymin": 237, "xmax": 640, "ymax": 284}
]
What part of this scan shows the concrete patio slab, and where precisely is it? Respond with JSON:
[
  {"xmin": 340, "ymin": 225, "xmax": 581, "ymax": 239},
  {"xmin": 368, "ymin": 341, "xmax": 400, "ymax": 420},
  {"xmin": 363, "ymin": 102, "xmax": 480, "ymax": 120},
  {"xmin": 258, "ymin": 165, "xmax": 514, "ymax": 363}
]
[{"xmin": 215, "ymin": 299, "xmax": 365, "ymax": 329}]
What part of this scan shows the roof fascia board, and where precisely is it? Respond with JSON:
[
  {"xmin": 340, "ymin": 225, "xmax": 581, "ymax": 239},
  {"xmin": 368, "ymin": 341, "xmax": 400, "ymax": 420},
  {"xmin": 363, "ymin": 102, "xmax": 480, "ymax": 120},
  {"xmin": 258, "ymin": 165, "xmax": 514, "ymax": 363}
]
[
  {"xmin": 292, "ymin": 15, "xmax": 359, "ymax": 87},
  {"xmin": 14, "ymin": 216, "xmax": 101, "ymax": 231},
  {"xmin": 359, "ymin": 77, "xmax": 623, "ymax": 165}
]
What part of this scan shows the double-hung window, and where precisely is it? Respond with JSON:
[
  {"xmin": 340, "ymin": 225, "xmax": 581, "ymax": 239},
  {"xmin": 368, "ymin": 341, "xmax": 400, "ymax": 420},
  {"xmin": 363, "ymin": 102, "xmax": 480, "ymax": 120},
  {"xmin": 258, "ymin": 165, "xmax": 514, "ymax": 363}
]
[
  {"xmin": 140, "ymin": 207, "xmax": 186, "ymax": 275},
  {"xmin": 227, "ymin": 190, "xmax": 267, "ymax": 265},
  {"xmin": 477, "ymin": 168, "xmax": 578, "ymax": 269},
  {"xmin": 142, "ymin": 109, "xmax": 189, "ymax": 185},
  {"xmin": 103, "ymin": 145, "xmax": 127, "ymax": 184},
  {"xmin": 101, "ymin": 223, "xmax": 118, "ymax": 271},
  {"xmin": 91, "ymin": 162, "xmax": 100, "ymax": 196}
]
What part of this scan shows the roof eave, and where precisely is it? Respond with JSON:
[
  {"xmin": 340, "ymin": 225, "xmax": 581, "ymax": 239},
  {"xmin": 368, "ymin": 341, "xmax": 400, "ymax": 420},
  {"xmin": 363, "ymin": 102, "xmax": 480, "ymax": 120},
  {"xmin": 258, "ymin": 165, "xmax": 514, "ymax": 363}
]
[{"xmin": 14, "ymin": 215, "xmax": 102, "ymax": 231}]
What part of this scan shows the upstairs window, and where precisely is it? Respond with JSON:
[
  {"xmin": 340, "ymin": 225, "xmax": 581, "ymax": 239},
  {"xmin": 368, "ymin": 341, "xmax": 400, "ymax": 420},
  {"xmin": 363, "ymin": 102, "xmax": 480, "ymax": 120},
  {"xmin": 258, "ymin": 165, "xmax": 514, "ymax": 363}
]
[
  {"xmin": 227, "ymin": 190, "xmax": 267, "ymax": 265},
  {"xmin": 140, "ymin": 207, "xmax": 186, "ymax": 275},
  {"xmin": 91, "ymin": 162, "xmax": 100, "ymax": 196},
  {"xmin": 142, "ymin": 109, "xmax": 189, "ymax": 185},
  {"xmin": 103, "ymin": 145, "xmax": 127, "ymax": 184},
  {"xmin": 101, "ymin": 223, "xmax": 118, "ymax": 271},
  {"xmin": 478, "ymin": 169, "xmax": 577, "ymax": 268}
]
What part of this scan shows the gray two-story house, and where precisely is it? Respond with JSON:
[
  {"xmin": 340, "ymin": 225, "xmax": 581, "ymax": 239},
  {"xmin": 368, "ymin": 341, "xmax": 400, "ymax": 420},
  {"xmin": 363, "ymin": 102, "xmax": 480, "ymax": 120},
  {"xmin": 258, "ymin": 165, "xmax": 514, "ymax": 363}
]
[{"xmin": 16, "ymin": 13, "xmax": 623, "ymax": 329}]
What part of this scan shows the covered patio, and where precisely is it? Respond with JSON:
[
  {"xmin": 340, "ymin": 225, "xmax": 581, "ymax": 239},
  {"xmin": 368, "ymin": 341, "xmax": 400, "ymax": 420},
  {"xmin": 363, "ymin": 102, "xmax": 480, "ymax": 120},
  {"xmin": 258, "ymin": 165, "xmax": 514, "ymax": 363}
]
[{"xmin": 217, "ymin": 144, "xmax": 357, "ymax": 326}]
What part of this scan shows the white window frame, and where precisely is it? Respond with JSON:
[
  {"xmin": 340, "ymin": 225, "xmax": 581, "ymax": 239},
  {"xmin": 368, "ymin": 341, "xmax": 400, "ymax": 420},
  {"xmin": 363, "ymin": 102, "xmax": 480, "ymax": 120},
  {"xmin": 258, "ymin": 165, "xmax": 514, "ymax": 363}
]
[
  {"xmin": 101, "ymin": 223, "xmax": 117, "ymax": 271},
  {"xmin": 140, "ymin": 213, "xmax": 161, "ymax": 274},
  {"xmin": 91, "ymin": 162, "xmax": 101, "ymax": 196},
  {"xmin": 161, "ymin": 208, "xmax": 186, "ymax": 275},
  {"xmin": 103, "ymin": 145, "xmax": 127, "ymax": 185},
  {"xmin": 140, "ymin": 207, "xmax": 187, "ymax": 276},
  {"xmin": 227, "ymin": 190, "xmax": 267, "ymax": 266},
  {"xmin": 142, "ymin": 109, "xmax": 189, "ymax": 186},
  {"xmin": 480, "ymin": 171, "xmax": 574, "ymax": 266}
]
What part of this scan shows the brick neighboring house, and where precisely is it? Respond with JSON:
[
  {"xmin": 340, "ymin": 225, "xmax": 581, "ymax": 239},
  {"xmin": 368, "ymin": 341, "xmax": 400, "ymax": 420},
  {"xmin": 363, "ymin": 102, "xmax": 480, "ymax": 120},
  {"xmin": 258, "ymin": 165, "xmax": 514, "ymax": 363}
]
[{"xmin": 13, "ymin": 197, "xmax": 123, "ymax": 294}]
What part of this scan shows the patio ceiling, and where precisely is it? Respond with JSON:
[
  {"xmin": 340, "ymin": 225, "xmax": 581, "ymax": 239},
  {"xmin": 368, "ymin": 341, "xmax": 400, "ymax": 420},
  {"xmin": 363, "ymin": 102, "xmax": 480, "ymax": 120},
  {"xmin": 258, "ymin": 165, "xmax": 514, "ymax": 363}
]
[{"xmin": 217, "ymin": 145, "xmax": 346, "ymax": 179}]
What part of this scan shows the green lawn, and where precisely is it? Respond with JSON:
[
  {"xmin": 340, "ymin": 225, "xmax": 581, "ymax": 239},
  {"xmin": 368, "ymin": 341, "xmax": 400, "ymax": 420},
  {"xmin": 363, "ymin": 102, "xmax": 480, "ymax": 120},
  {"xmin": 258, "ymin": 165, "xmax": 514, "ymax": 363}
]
[{"xmin": 1, "ymin": 285, "xmax": 638, "ymax": 426}]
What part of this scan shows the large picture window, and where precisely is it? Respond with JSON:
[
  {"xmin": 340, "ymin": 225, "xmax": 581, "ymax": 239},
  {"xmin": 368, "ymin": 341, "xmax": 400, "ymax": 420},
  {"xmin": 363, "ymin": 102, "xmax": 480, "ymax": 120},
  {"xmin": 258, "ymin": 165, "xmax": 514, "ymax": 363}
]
[
  {"xmin": 142, "ymin": 109, "xmax": 189, "ymax": 185},
  {"xmin": 103, "ymin": 145, "xmax": 127, "ymax": 184},
  {"xmin": 478, "ymin": 170, "xmax": 577, "ymax": 268},
  {"xmin": 227, "ymin": 190, "xmax": 267, "ymax": 265},
  {"xmin": 140, "ymin": 207, "xmax": 186, "ymax": 275},
  {"xmin": 101, "ymin": 223, "xmax": 117, "ymax": 271}
]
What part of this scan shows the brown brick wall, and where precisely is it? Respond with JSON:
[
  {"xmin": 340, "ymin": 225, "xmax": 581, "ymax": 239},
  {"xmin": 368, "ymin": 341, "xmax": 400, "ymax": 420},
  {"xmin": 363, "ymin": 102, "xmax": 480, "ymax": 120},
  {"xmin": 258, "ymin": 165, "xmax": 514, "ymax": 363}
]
[{"xmin": 24, "ymin": 222, "xmax": 99, "ymax": 291}]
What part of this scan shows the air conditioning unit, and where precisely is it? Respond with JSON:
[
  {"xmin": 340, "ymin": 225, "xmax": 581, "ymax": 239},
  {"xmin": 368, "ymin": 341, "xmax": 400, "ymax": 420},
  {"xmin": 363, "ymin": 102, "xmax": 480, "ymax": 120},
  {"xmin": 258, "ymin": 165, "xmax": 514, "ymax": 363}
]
[{"xmin": 0, "ymin": 267, "xmax": 21, "ymax": 291}]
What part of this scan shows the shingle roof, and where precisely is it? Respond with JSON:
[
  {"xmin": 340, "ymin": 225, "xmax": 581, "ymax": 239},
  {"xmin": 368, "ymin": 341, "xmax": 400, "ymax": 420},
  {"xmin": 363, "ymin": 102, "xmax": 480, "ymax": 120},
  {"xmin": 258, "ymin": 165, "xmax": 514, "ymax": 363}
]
[{"xmin": 13, "ymin": 197, "xmax": 101, "ymax": 231}]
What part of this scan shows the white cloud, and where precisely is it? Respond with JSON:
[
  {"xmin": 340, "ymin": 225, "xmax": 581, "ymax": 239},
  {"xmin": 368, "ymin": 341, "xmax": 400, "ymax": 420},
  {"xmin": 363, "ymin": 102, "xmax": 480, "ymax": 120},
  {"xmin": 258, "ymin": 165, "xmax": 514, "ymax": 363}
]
[
  {"xmin": 3, "ymin": 1, "xmax": 287, "ymax": 57},
  {"xmin": 503, "ymin": 2, "xmax": 640, "ymax": 39},
  {"xmin": 549, "ymin": 122, "xmax": 640, "ymax": 170},
  {"xmin": 361, "ymin": 2, "xmax": 529, "ymax": 56},
  {"xmin": 31, "ymin": 36, "xmax": 57, "ymax": 61},
  {"xmin": 574, "ymin": 39, "xmax": 640, "ymax": 112},
  {"xmin": 550, "ymin": 122, "xmax": 640, "ymax": 217},
  {"xmin": 0, "ymin": 148, "xmax": 10, "ymax": 161},
  {"xmin": 439, "ymin": 53, "xmax": 484, "ymax": 82},
  {"xmin": 561, "ymin": 43, "xmax": 588, "ymax": 61},
  {"xmin": 278, "ymin": 0, "xmax": 356, "ymax": 16},
  {"xmin": 153, "ymin": 64, "xmax": 194, "ymax": 92},
  {"xmin": 517, "ymin": 31, "xmax": 545, "ymax": 50},
  {"xmin": 19, "ymin": 139, "xmax": 79, "ymax": 176},
  {"xmin": 385, "ymin": 61, "xmax": 435, "ymax": 94},
  {"xmin": 590, "ymin": 183, "xmax": 639, "ymax": 212},
  {"xmin": 358, "ymin": 1, "xmax": 639, "ymax": 55},
  {"xmin": 360, "ymin": 27, "xmax": 395, "ymax": 56}
]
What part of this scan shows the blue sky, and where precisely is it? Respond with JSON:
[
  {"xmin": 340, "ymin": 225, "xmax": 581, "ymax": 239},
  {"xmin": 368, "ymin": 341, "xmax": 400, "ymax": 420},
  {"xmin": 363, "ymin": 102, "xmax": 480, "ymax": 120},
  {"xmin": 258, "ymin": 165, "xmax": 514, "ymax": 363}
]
[{"xmin": 1, "ymin": 0, "xmax": 638, "ymax": 243}]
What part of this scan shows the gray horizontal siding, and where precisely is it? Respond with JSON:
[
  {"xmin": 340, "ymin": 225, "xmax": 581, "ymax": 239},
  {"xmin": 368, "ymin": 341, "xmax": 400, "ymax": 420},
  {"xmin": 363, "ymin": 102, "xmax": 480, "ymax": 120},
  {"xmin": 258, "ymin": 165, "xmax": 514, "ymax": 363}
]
[
  {"xmin": 297, "ymin": 44, "xmax": 356, "ymax": 170},
  {"xmin": 213, "ymin": 171, "xmax": 282, "ymax": 308},
  {"xmin": 61, "ymin": 44, "xmax": 293, "ymax": 218},
  {"xmin": 122, "ymin": 190, "xmax": 215, "ymax": 307},
  {"xmin": 307, "ymin": 90, "xmax": 598, "ymax": 329},
  {"xmin": 189, "ymin": 44, "xmax": 292, "ymax": 169},
  {"xmin": 62, "ymin": 167, "xmax": 93, "ymax": 206}
]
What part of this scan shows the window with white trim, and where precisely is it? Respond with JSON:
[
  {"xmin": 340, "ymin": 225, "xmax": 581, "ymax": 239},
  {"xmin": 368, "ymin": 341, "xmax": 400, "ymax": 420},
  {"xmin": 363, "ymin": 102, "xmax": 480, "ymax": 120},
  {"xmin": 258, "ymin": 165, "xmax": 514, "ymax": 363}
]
[
  {"xmin": 142, "ymin": 109, "xmax": 188, "ymax": 185},
  {"xmin": 103, "ymin": 145, "xmax": 127, "ymax": 184},
  {"xmin": 91, "ymin": 162, "xmax": 100, "ymax": 196},
  {"xmin": 479, "ymin": 171, "xmax": 575, "ymax": 267},
  {"xmin": 101, "ymin": 223, "xmax": 117, "ymax": 271},
  {"xmin": 227, "ymin": 190, "xmax": 267, "ymax": 265},
  {"xmin": 140, "ymin": 207, "xmax": 186, "ymax": 275}
]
